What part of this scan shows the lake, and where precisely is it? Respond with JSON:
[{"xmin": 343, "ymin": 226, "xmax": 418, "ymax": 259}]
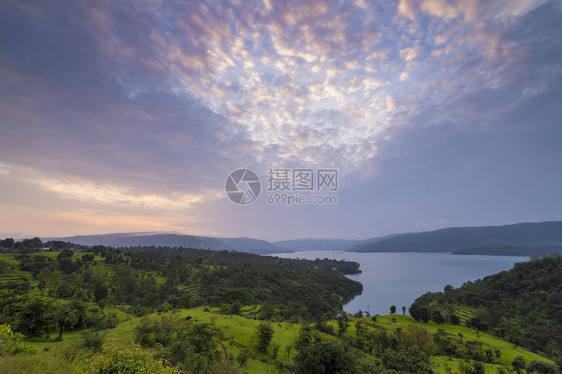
[{"xmin": 272, "ymin": 251, "xmax": 529, "ymax": 316}]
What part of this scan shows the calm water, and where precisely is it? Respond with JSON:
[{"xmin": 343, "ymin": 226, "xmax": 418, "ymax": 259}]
[{"xmin": 273, "ymin": 251, "xmax": 529, "ymax": 316}]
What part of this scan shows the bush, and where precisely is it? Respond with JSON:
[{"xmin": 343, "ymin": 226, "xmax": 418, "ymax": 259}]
[
  {"xmin": 399, "ymin": 325, "xmax": 437, "ymax": 355},
  {"xmin": 432, "ymin": 310, "xmax": 445, "ymax": 324},
  {"xmin": 81, "ymin": 330, "xmax": 106, "ymax": 352},
  {"xmin": 293, "ymin": 340, "xmax": 357, "ymax": 374},
  {"xmin": 381, "ymin": 346, "xmax": 432, "ymax": 374},
  {"xmin": 525, "ymin": 360, "xmax": 560, "ymax": 374},
  {"xmin": 236, "ymin": 348, "xmax": 251, "ymax": 366},
  {"xmin": 450, "ymin": 314, "xmax": 460, "ymax": 325},
  {"xmin": 87, "ymin": 333, "xmax": 180, "ymax": 373},
  {"xmin": 314, "ymin": 321, "xmax": 335, "ymax": 335},
  {"xmin": 255, "ymin": 321, "xmax": 274, "ymax": 353},
  {"xmin": 0, "ymin": 324, "xmax": 35, "ymax": 356}
]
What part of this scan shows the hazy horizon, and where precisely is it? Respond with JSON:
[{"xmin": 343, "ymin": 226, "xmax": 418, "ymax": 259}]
[{"xmin": 1, "ymin": 219, "xmax": 557, "ymax": 244}]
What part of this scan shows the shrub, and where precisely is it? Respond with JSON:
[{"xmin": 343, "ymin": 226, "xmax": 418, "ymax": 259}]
[
  {"xmin": 450, "ymin": 314, "xmax": 460, "ymax": 325},
  {"xmin": 81, "ymin": 330, "xmax": 106, "ymax": 352},
  {"xmin": 87, "ymin": 333, "xmax": 180, "ymax": 373},
  {"xmin": 293, "ymin": 340, "xmax": 356, "ymax": 374},
  {"xmin": 525, "ymin": 360, "xmax": 560, "ymax": 374},
  {"xmin": 432, "ymin": 310, "xmax": 445, "ymax": 324},
  {"xmin": 255, "ymin": 321, "xmax": 274, "ymax": 353},
  {"xmin": 0, "ymin": 324, "xmax": 34, "ymax": 356}
]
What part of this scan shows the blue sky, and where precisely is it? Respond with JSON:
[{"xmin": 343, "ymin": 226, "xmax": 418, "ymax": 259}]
[{"xmin": 1, "ymin": 0, "xmax": 561, "ymax": 241}]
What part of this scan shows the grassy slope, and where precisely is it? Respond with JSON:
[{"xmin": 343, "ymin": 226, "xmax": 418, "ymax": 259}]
[
  {"xmin": 365, "ymin": 315, "xmax": 553, "ymax": 372},
  {"xmin": 14, "ymin": 308, "xmax": 553, "ymax": 374},
  {"xmin": 114, "ymin": 306, "xmax": 302, "ymax": 373},
  {"xmin": 1, "ymin": 252, "xmax": 554, "ymax": 372}
]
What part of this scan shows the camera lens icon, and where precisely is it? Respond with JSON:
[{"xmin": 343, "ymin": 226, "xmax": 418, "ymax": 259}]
[{"xmin": 225, "ymin": 169, "xmax": 261, "ymax": 205}]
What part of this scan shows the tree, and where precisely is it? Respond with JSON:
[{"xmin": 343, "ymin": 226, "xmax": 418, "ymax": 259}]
[
  {"xmin": 450, "ymin": 314, "xmax": 460, "ymax": 325},
  {"xmin": 187, "ymin": 323, "xmax": 217, "ymax": 358},
  {"xmin": 294, "ymin": 325, "xmax": 316, "ymax": 352},
  {"xmin": 381, "ymin": 346, "xmax": 433, "ymax": 373},
  {"xmin": 525, "ymin": 360, "xmax": 559, "ymax": 374},
  {"xmin": 0, "ymin": 238, "xmax": 14, "ymax": 249},
  {"xmin": 409, "ymin": 304, "xmax": 421, "ymax": 320},
  {"xmin": 463, "ymin": 361, "xmax": 485, "ymax": 374},
  {"xmin": 336, "ymin": 311, "xmax": 350, "ymax": 335},
  {"xmin": 293, "ymin": 340, "xmax": 356, "ymax": 374},
  {"xmin": 390, "ymin": 305, "xmax": 396, "ymax": 314},
  {"xmin": 255, "ymin": 321, "xmax": 274, "ymax": 353},
  {"xmin": 402, "ymin": 306, "xmax": 406, "ymax": 315},
  {"xmin": 0, "ymin": 259, "xmax": 7, "ymax": 274},
  {"xmin": 53, "ymin": 305, "xmax": 78, "ymax": 338},
  {"xmin": 15, "ymin": 297, "xmax": 54, "ymax": 336},
  {"xmin": 15, "ymin": 237, "xmax": 42, "ymax": 251},
  {"xmin": 512, "ymin": 356, "xmax": 526, "ymax": 374},
  {"xmin": 57, "ymin": 249, "xmax": 74, "ymax": 260},
  {"xmin": 88, "ymin": 336, "xmax": 179, "ymax": 374},
  {"xmin": 419, "ymin": 306, "xmax": 430, "ymax": 323},
  {"xmin": 432, "ymin": 310, "xmax": 445, "ymax": 324},
  {"xmin": 400, "ymin": 325, "xmax": 437, "ymax": 355},
  {"xmin": 94, "ymin": 283, "xmax": 108, "ymax": 304}
]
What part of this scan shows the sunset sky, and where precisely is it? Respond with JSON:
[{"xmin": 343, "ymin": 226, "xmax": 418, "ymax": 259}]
[{"xmin": 1, "ymin": 0, "xmax": 561, "ymax": 241}]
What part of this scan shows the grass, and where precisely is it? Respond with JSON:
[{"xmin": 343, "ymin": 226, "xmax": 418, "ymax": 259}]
[
  {"xmin": 17, "ymin": 308, "xmax": 552, "ymax": 373},
  {"xmin": 0, "ymin": 253, "xmax": 33, "ymax": 281},
  {"xmin": 1, "ymin": 251, "xmax": 554, "ymax": 372},
  {"xmin": 362, "ymin": 314, "xmax": 553, "ymax": 366},
  {"xmin": 430, "ymin": 355, "xmax": 506, "ymax": 374},
  {"xmin": 0, "ymin": 350, "xmax": 88, "ymax": 374},
  {"xmin": 114, "ymin": 307, "xmax": 302, "ymax": 373}
]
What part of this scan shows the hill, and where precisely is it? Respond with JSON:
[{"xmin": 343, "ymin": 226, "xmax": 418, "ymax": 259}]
[
  {"xmin": 274, "ymin": 234, "xmax": 401, "ymax": 251},
  {"xmin": 408, "ymin": 256, "xmax": 562, "ymax": 363},
  {"xmin": 273, "ymin": 238, "xmax": 364, "ymax": 251},
  {"xmin": 45, "ymin": 233, "xmax": 292, "ymax": 255},
  {"xmin": 453, "ymin": 244, "xmax": 562, "ymax": 256},
  {"xmin": 1, "ymin": 307, "xmax": 554, "ymax": 373},
  {"xmin": 0, "ymin": 247, "xmax": 557, "ymax": 373},
  {"xmin": 351, "ymin": 221, "xmax": 562, "ymax": 253}
]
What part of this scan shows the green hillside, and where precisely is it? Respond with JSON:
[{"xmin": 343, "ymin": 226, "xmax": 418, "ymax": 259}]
[
  {"xmin": 409, "ymin": 256, "xmax": 562, "ymax": 366},
  {"xmin": 1, "ymin": 243, "xmax": 560, "ymax": 373},
  {"xmin": 1, "ymin": 307, "xmax": 554, "ymax": 373}
]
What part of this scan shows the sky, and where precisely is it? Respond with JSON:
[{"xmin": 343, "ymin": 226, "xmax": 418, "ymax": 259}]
[{"xmin": 1, "ymin": 0, "xmax": 561, "ymax": 242}]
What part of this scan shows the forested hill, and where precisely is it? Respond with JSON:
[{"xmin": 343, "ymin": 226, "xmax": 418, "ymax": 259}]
[
  {"xmin": 409, "ymin": 256, "xmax": 562, "ymax": 361},
  {"xmin": 0, "ymin": 245, "xmax": 362, "ymax": 323},
  {"xmin": 351, "ymin": 221, "xmax": 562, "ymax": 253},
  {"xmin": 43, "ymin": 233, "xmax": 291, "ymax": 255},
  {"xmin": 453, "ymin": 244, "xmax": 562, "ymax": 256}
]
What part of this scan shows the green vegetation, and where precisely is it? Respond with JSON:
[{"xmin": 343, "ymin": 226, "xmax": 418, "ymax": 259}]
[
  {"xmin": 410, "ymin": 256, "xmax": 562, "ymax": 366},
  {"xmin": 0, "ymin": 238, "xmax": 559, "ymax": 373},
  {"xmin": 2, "ymin": 308, "xmax": 555, "ymax": 373}
]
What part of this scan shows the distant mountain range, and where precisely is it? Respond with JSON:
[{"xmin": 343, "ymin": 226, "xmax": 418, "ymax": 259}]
[
  {"xmin": 45, "ymin": 221, "xmax": 562, "ymax": 256},
  {"xmin": 273, "ymin": 234, "xmax": 401, "ymax": 252},
  {"xmin": 46, "ymin": 233, "xmax": 292, "ymax": 255},
  {"xmin": 351, "ymin": 221, "xmax": 562, "ymax": 254}
]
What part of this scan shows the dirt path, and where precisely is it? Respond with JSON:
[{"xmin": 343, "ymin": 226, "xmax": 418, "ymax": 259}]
[{"xmin": 217, "ymin": 340, "xmax": 228, "ymax": 360}]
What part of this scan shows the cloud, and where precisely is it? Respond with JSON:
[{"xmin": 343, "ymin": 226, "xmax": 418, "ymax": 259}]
[{"xmin": 0, "ymin": 0, "xmax": 560, "ymax": 239}]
